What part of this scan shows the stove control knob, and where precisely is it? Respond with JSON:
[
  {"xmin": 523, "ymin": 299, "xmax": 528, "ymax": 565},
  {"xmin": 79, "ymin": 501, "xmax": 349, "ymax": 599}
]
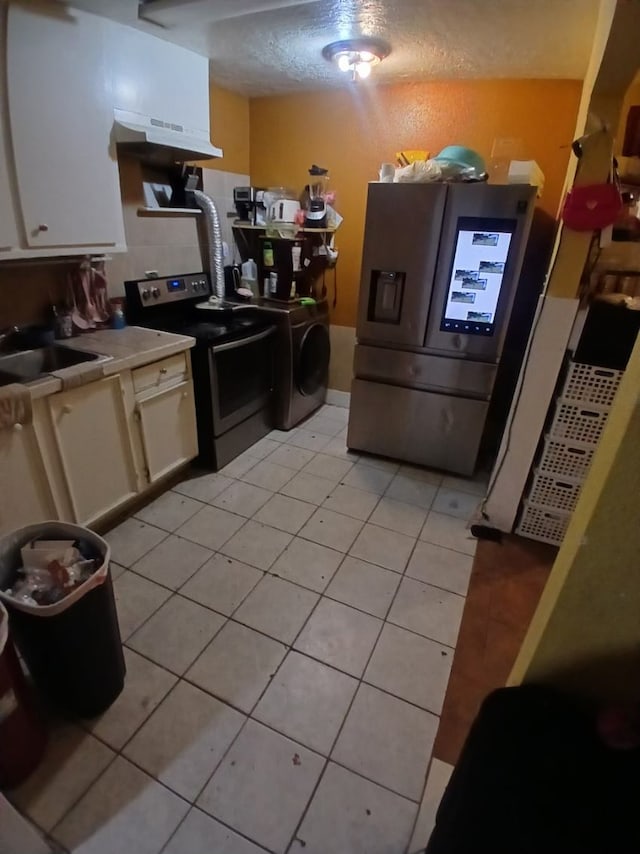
[
  {"xmin": 141, "ymin": 288, "xmax": 150, "ymax": 301},
  {"xmin": 151, "ymin": 287, "xmax": 160, "ymax": 299}
]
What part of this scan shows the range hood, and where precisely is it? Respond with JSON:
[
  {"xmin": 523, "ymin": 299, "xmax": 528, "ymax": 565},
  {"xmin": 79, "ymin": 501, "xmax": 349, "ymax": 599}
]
[{"xmin": 113, "ymin": 109, "xmax": 222, "ymax": 161}]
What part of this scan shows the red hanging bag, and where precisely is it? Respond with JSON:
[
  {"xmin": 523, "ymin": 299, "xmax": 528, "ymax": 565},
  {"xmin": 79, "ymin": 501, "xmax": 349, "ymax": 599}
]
[{"xmin": 562, "ymin": 156, "xmax": 623, "ymax": 232}]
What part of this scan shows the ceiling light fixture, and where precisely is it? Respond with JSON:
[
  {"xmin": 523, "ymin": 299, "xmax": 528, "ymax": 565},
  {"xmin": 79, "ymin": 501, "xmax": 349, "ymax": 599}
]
[{"xmin": 322, "ymin": 38, "xmax": 390, "ymax": 82}]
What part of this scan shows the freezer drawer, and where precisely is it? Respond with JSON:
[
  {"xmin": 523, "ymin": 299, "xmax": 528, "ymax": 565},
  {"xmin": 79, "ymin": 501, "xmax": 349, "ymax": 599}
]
[
  {"xmin": 353, "ymin": 344, "xmax": 497, "ymax": 398},
  {"xmin": 347, "ymin": 378, "xmax": 489, "ymax": 475}
]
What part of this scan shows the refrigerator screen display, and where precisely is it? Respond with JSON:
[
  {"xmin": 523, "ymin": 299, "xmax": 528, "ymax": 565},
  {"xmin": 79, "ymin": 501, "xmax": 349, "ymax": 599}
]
[{"xmin": 440, "ymin": 218, "xmax": 516, "ymax": 336}]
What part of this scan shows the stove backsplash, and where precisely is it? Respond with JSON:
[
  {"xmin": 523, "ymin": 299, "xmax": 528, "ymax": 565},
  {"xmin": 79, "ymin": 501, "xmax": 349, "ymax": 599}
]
[{"xmin": 0, "ymin": 158, "xmax": 248, "ymax": 328}]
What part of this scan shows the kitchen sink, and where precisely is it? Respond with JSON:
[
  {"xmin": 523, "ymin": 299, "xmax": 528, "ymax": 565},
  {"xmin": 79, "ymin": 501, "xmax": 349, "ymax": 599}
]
[{"xmin": 0, "ymin": 345, "xmax": 103, "ymax": 385}]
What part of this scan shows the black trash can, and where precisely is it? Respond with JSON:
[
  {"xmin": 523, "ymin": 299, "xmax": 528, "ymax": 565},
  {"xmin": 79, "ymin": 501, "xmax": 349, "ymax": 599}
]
[{"xmin": 0, "ymin": 522, "xmax": 125, "ymax": 718}]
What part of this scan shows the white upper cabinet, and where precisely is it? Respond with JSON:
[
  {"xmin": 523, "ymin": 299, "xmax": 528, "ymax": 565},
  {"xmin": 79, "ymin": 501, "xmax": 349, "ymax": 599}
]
[
  {"xmin": 0, "ymin": 5, "xmax": 19, "ymax": 253},
  {"xmin": 6, "ymin": 2, "xmax": 126, "ymax": 252}
]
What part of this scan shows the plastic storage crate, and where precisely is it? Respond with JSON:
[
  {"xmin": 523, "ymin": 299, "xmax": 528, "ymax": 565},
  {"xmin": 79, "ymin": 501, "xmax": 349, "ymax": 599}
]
[
  {"xmin": 516, "ymin": 501, "xmax": 571, "ymax": 546},
  {"xmin": 528, "ymin": 469, "xmax": 582, "ymax": 513},
  {"xmin": 538, "ymin": 435, "xmax": 596, "ymax": 481},
  {"xmin": 561, "ymin": 362, "xmax": 623, "ymax": 408},
  {"xmin": 549, "ymin": 400, "xmax": 610, "ymax": 446}
]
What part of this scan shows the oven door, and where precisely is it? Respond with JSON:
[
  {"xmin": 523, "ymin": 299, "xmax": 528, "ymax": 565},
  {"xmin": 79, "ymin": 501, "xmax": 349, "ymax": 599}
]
[{"xmin": 208, "ymin": 326, "xmax": 275, "ymax": 436}]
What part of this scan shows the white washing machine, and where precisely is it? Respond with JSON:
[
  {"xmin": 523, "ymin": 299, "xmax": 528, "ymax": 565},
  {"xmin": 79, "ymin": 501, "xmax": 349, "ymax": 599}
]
[{"xmin": 272, "ymin": 300, "xmax": 331, "ymax": 430}]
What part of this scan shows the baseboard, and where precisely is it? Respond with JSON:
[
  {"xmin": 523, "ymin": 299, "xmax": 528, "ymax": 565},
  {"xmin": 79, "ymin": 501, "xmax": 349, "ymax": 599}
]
[{"xmin": 325, "ymin": 389, "xmax": 351, "ymax": 408}]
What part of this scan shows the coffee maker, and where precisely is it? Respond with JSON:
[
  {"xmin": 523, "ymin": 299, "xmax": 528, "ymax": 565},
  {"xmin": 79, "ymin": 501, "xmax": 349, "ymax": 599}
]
[{"xmin": 234, "ymin": 186, "xmax": 266, "ymax": 225}]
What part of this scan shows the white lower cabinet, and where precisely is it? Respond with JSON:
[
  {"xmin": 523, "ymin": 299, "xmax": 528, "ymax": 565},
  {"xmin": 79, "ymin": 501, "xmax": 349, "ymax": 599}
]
[
  {"xmin": 136, "ymin": 380, "xmax": 198, "ymax": 483},
  {"xmin": 0, "ymin": 417, "xmax": 56, "ymax": 534},
  {"xmin": 47, "ymin": 375, "xmax": 140, "ymax": 526},
  {"xmin": 0, "ymin": 355, "xmax": 198, "ymax": 534}
]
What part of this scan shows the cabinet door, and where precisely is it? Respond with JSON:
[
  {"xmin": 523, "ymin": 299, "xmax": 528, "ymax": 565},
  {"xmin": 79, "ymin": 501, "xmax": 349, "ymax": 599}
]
[
  {"xmin": 6, "ymin": 4, "xmax": 125, "ymax": 249},
  {"xmin": 0, "ymin": 5, "xmax": 19, "ymax": 253},
  {"xmin": 137, "ymin": 381, "xmax": 198, "ymax": 483},
  {"xmin": 0, "ymin": 423, "xmax": 56, "ymax": 536},
  {"xmin": 48, "ymin": 376, "xmax": 138, "ymax": 525}
]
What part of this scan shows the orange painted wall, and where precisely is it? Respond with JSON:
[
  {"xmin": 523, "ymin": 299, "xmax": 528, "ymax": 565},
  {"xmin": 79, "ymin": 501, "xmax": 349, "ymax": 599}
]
[
  {"xmin": 205, "ymin": 82, "xmax": 250, "ymax": 175},
  {"xmin": 250, "ymin": 79, "xmax": 582, "ymax": 327}
]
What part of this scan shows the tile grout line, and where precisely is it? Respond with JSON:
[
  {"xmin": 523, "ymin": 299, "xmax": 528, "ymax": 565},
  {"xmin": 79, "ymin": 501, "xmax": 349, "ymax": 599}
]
[
  {"xmin": 283, "ymin": 556, "xmax": 402, "ymax": 852},
  {"xmin": 78, "ymin": 430, "xmax": 476, "ymax": 853}
]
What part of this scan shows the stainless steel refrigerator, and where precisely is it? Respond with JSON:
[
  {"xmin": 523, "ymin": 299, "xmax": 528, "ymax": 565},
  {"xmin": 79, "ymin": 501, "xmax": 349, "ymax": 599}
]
[{"xmin": 347, "ymin": 182, "xmax": 536, "ymax": 475}]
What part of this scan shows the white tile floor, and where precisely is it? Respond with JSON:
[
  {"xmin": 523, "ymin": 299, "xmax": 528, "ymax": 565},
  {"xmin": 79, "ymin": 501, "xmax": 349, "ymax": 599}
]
[{"xmin": 9, "ymin": 404, "xmax": 482, "ymax": 854}]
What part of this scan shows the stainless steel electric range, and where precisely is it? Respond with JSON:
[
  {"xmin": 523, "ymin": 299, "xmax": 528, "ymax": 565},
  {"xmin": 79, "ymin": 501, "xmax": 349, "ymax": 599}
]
[{"xmin": 125, "ymin": 272, "xmax": 276, "ymax": 469}]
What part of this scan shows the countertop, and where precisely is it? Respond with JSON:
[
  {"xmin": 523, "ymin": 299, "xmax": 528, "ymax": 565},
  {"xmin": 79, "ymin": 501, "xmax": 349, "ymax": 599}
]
[{"xmin": 19, "ymin": 327, "xmax": 195, "ymax": 400}]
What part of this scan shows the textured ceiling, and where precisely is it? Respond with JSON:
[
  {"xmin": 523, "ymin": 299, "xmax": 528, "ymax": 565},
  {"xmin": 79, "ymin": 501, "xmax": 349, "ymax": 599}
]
[
  {"xmin": 65, "ymin": 0, "xmax": 601, "ymax": 96},
  {"xmin": 140, "ymin": 0, "xmax": 601, "ymax": 96}
]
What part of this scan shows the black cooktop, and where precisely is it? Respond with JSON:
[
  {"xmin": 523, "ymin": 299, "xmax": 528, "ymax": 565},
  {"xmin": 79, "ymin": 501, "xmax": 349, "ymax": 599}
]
[{"xmin": 147, "ymin": 313, "xmax": 272, "ymax": 346}]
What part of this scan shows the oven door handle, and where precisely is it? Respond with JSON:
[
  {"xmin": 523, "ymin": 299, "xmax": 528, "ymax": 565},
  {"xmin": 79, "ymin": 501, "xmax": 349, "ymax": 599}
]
[{"xmin": 211, "ymin": 325, "xmax": 275, "ymax": 354}]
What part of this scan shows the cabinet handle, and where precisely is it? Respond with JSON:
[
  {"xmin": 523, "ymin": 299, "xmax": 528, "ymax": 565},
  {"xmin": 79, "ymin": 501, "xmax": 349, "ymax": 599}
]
[
  {"xmin": 160, "ymin": 368, "xmax": 168, "ymax": 374},
  {"xmin": 13, "ymin": 422, "xmax": 23, "ymax": 432},
  {"xmin": 62, "ymin": 404, "xmax": 73, "ymax": 414},
  {"xmin": 37, "ymin": 223, "xmax": 49, "ymax": 232},
  {"xmin": 182, "ymin": 391, "xmax": 188, "ymax": 399}
]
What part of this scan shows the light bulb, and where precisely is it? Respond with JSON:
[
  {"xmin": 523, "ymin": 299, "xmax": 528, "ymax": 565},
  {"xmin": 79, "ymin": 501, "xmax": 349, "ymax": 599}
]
[
  {"xmin": 337, "ymin": 54, "xmax": 351, "ymax": 73},
  {"xmin": 359, "ymin": 50, "xmax": 374, "ymax": 62},
  {"xmin": 355, "ymin": 61, "xmax": 371, "ymax": 79}
]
